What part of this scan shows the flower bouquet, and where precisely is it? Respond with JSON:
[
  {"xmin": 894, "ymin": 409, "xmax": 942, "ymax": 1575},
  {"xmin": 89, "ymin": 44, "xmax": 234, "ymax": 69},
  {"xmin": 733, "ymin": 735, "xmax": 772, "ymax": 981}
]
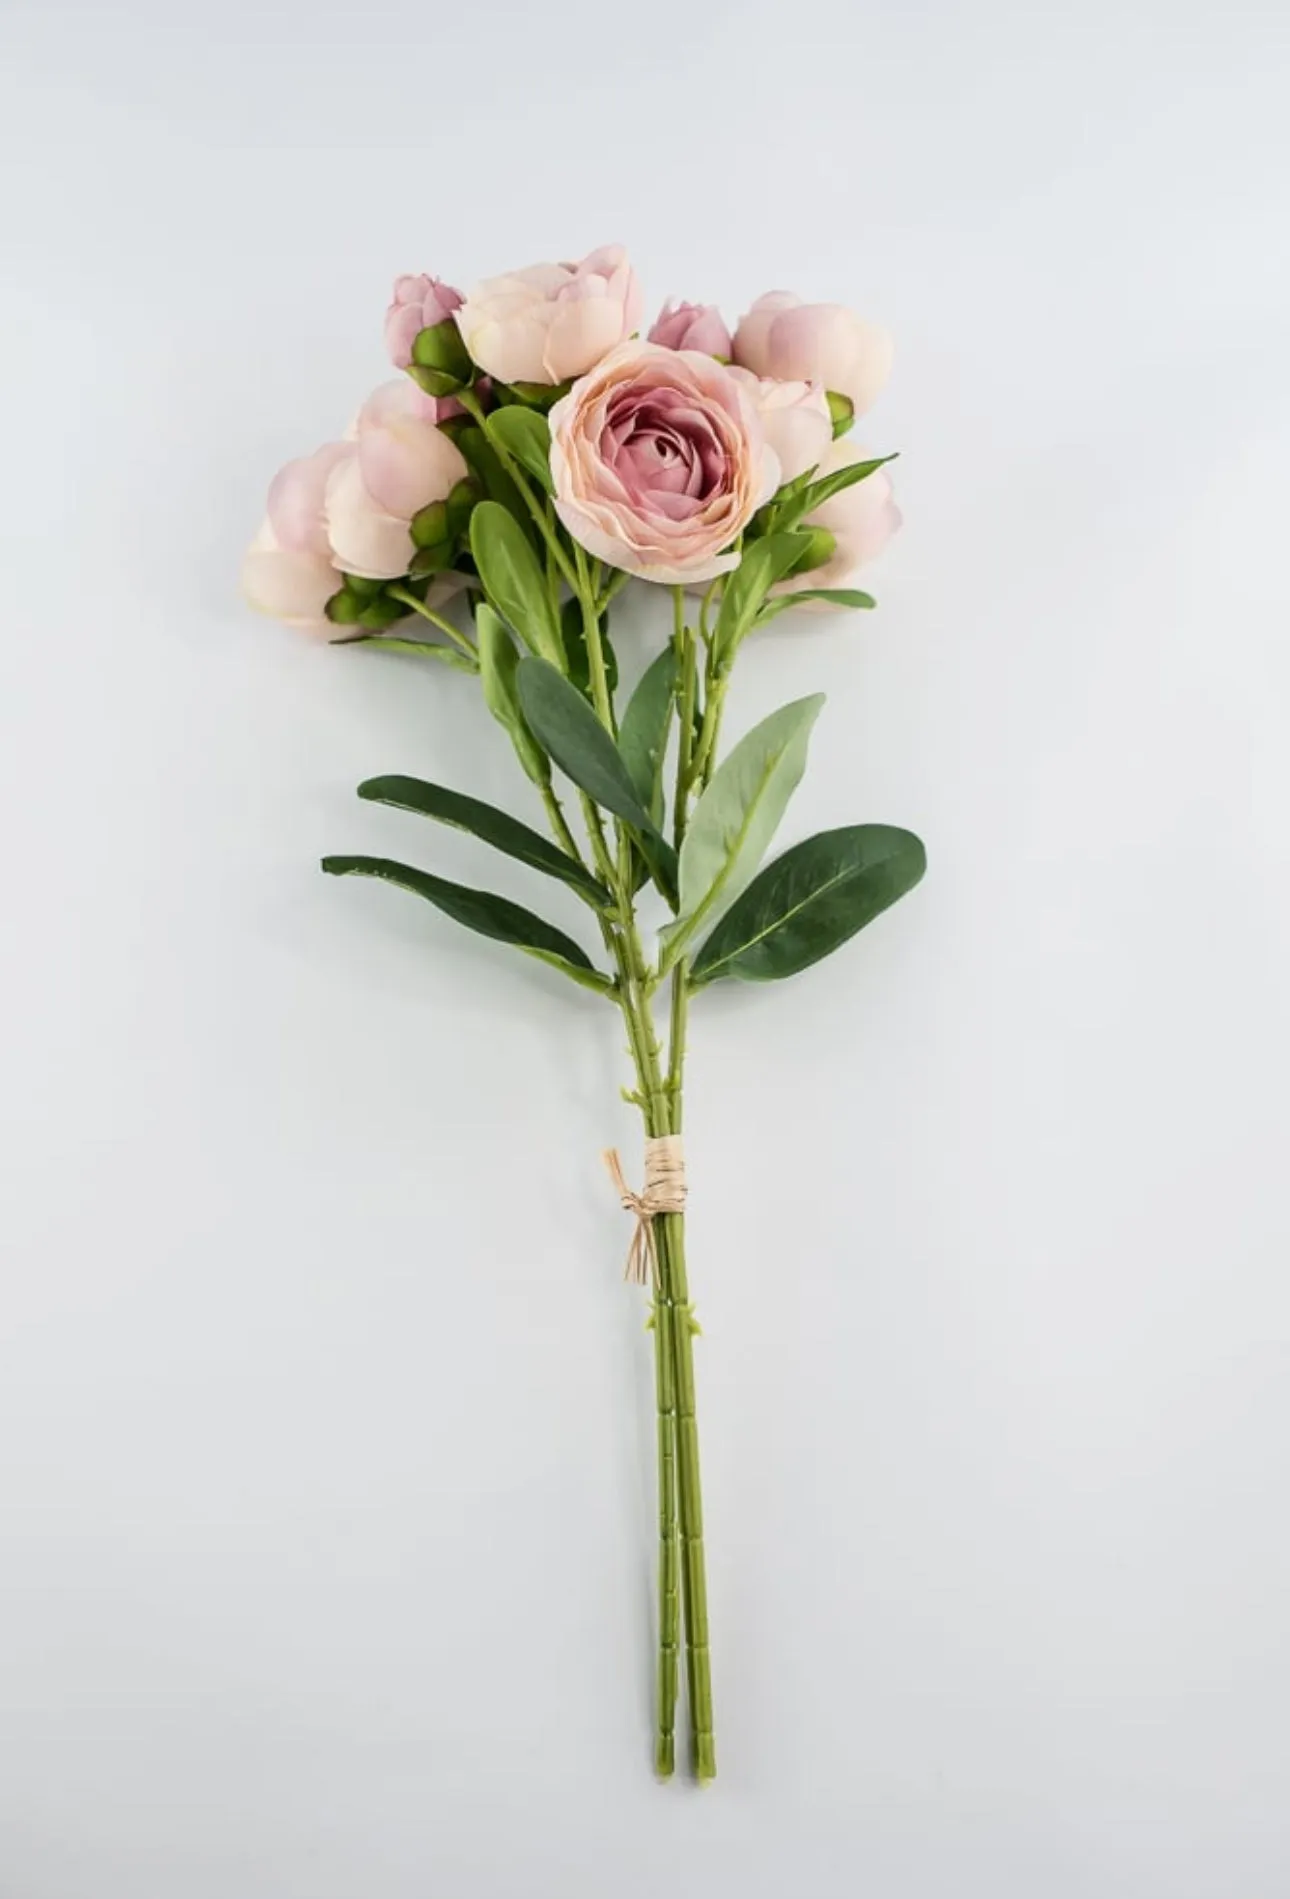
[{"xmin": 244, "ymin": 246, "xmax": 926, "ymax": 1781}]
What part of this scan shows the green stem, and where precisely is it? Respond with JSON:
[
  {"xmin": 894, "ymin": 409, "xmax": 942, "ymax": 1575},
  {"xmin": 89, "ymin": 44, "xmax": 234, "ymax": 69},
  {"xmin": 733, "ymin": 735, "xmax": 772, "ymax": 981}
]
[
  {"xmin": 619, "ymin": 970, "xmax": 714, "ymax": 1782},
  {"xmin": 573, "ymin": 543, "xmax": 614, "ymax": 731},
  {"xmin": 386, "ymin": 586, "xmax": 478, "ymax": 664}
]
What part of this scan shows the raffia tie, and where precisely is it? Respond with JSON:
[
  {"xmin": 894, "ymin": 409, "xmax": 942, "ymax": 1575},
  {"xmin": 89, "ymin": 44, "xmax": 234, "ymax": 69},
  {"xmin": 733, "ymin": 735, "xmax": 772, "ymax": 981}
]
[{"xmin": 602, "ymin": 1136, "xmax": 687, "ymax": 1286}]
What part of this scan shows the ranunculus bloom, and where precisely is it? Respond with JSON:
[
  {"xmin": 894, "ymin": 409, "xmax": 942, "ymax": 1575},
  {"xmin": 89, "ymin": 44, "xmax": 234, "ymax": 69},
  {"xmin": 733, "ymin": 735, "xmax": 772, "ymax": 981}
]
[
  {"xmin": 733, "ymin": 293, "xmax": 893, "ymax": 417},
  {"xmin": 322, "ymin": 391, "xmax": 469, "ymax": 580},
  {"xmin": 647, "ymin": 299, "xmax": 732, "ymax": 358},
  {"xmin": 549, "ymin": 342, "xmax": 779, "ymax": 585},
  {"xmin": 354, "ymin": 378, "xmax": 454, "ymax": 435},
  {"xmin": 728, "ymin": 369, "xmax": 832, "ymax": 485},
  {"xmin": 242, "ymin": 520, "xmax": 340, "ymax": 631},
  {"xmin": 265, "ymin": 442, "xmax": 351, "ymax": 557},
  {"xmin": 773, "ymin": 440, "xmax": 902, "ymax": 598},
  {"xmin": 384, "ymin": 274, "xmax": 464, "ymax": 370},
  {"xmin": 456, "ymin": 245, "xmax": 643, "ymax": 386}
]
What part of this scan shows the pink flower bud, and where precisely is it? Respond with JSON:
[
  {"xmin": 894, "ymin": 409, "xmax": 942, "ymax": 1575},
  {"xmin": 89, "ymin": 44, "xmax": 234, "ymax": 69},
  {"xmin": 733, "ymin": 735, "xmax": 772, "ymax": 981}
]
[
  {"xmin": 456, "ymin": 246, "xmax": 643, "ymax": 387},
  {"xmin": 385, "ymin": 274, "xmax": 464, "ymax": 370},
  {"xmin": 647, "ymin": 299, "xmax": 733, "ymax": 358},
  {"xmin": 734, "ymin": 293, "xmax": 893, "ymax": 418}
]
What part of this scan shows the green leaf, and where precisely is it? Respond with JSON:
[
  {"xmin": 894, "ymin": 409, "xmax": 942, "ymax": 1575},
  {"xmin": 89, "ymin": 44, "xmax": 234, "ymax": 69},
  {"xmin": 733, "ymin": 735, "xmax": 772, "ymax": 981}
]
[
  {"xmin": 559, "ymin": 598, "xmax": 619, "ymax": 700},
  {"xmin": 484, "ymin": 407, "xmax": 554, "ymax": 494},
  {"xmin": 476, "ymin": 603, "xmax": 549, "ymax": 786},
  {"xmin": 777, "ymin": 455, "xmax": 898, "ymax": 530},
  {"xmin": 756, "ymin": 588, "xmax": 876, "ymax": 625},
  {"xmin": 660, "ymin": 694, "xmax": 824, "ymax": 969},
  {"xmin": 469, "ymin": 501, "xmax": 562, "ymax": 663},
  {"xmin": 455, "ymin": 428, "xmax": 539, "ymax": 548},
  {"xmin": 515, "ymin": 656, "xmax": 678, "ymax": 901},
  {"xmin": 691, "ymin": 824, "xmax": 926, "ymax": 985},
  {"xmin": 712, "ymin": 532, "xmax": 816, "ymax": 662},
  {"xmin": 618, "ymin": 646, "xmax": 677, "ymax": 827},
  {"xmin": 332, "ymin": 635, "xmax": 477, "ymax": 671},
  {"xmin": 321, "ymin": 854, "xmax": 612, "ymax": 994},
  {"xmin": 355, "ymin": 775, "xmax": 612, "ymax": 910}
]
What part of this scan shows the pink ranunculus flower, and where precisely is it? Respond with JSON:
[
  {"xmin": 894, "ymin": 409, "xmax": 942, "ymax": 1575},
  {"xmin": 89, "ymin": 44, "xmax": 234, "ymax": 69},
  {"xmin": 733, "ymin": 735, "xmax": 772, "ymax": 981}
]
[
  {"xmin": 648, "ymin": 299, "xmax": 733, "ymax": 358},
  {"xmin": 773, "ymin": 440, "xmax": 902, "ymax": 600},
  {"xmin": 384, "ymin": 274, "xmax": 464, "ymax": 370},
  {"xmin": 549, "ymin": 341, "xmax": 779, "ymax": 585},
  {"xmin": 354, "ymin": 377, "xmax": 454, "ymax": 434},
  {"xmin": 728, "ymin": 368, "xmax": 832, "ymax": 485},
  {"xmin": 733, "ymin": 293, "xmax": 894, "ymax": 417},
  {"xmin": 322, "ymin": 390, "xmax": 470, "ymax": 580},
  {"xmin": 456, "ymin": 245, "xmax": 643, "ymax": 387},
  {"xmin": 242, "ymin": 521, "xmax": 341, "ymax": 631},
  {"xmin": 265, "ymin": 442, "xmax": 352, "ymax": 557}
]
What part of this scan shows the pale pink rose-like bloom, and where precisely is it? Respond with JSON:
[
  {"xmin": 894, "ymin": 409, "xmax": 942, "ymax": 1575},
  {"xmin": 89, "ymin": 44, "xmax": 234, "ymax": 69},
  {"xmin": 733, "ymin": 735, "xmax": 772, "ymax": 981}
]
[
  {"xmin": 727, "ymin": 368, "xmax": 832, "ymax": 485},
  {"xmin": 734, "ymin": 292, "xmax": 894, "ymax": 417},
  {"xmin": 549, "ymin": 342, "xmax": 779, "ymax": 585},
  {"xmin": 265, "ymin": 442, "xmax": 351, "ymax": 556},
  {"xmin": 647, "ymin": 299, "xmax": 733, "ymax": 358},
  {"xmin": 242, "ymin": 520, "xmax": 341, "ymax": 631},
  {"xmin": 384, "ymin": 274, "xmax": 464, "ymax": 370},
  {"xmin": 354, "ymin": 378, "xmax": 451, "ymax": 434},
  {"xmin": 456, "ymin": 246, "xmax": 644, "ymax": 387},
  {"xmin": 323, "ymin": 391, "xmax": 469, "ymax": 580},
  {"xmin": 772, "ymin": 439, "xmax": 902, "ymax": 600}
]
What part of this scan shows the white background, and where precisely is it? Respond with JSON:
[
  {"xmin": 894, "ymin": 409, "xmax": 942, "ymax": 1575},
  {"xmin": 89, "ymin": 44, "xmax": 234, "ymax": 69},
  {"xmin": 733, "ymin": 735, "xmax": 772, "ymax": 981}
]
[{"xmin": 2, "ymin": 1, "xmax": 1288, "ymax": 1893}]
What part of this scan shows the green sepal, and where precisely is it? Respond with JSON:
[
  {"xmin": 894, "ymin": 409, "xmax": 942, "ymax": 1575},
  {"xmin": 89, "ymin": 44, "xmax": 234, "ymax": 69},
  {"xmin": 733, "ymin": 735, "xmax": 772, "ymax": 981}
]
[
  {"xmin": 497, "ymin": 378, "xmax": 573, "ymax": 413},
  {"xmin": 826, "ymin": 390, "xmax": 855, "ymax": 438},
  {"xmin": 410, "ymin": 500, "xmax": 450, "ymax": 550},
  {"xmin": 410, "ymin": 318, "xmax": 473, "ymax": 385},
  {"xmin": 405, "ymin": 363, "xmax": 466, "ymax": 399}
]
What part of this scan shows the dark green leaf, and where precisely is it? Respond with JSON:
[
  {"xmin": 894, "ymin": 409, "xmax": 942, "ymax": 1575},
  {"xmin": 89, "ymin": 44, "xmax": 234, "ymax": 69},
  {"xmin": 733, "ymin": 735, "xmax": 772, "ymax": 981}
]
[
  {"xmin": 559, "ymin": 598, "xmax": 618, "ymax": 699},
  {"xmin": 469, "ymin": 501, "xmax": 562, "ymax": 663},
  {"xmin": 476, "ymin": 603, "xmax": 549, "ymax": 786},
  {"xmin": 756, "ymin": 588, "xmax": 876, "ymax": 625},
  {"xmin": 712, "ymin": 532, "xmax": 816, "ymax": 661},
  {"xmin": 691, "ymin": 824, "xmax": 926, "ymax": 985},
  {"xmin": 618, "ymin": 646, "xmax": 677, "ymax": 826},
  {"xmin": 516, "ymin": 656, "xmax": 678, "ymax": 901},
  {"xmin": 485, "ymin": 407, "xmax": 554, "ymax": 494},
  {"xmin": 356, "ymin": 775, "xmax": 612, "ymax": 909},
  {"xmin": 321, "ymin": 854, "xmax": 612, "ymax": 993}
]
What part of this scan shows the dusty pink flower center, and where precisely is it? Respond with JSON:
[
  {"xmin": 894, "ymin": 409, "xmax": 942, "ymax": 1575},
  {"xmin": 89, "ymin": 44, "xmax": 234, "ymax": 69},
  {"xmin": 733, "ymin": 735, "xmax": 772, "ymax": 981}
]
[{"xmin": 602, "ymin": 388, "xmax": 731, "ymax": 522}]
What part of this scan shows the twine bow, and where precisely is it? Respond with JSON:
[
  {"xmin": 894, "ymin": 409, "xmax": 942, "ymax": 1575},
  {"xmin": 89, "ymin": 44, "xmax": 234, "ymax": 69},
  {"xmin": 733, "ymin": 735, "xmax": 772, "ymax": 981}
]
[{"xmin": 602, "ymin": 1136, "xmax": 687, "ymax": 1286}]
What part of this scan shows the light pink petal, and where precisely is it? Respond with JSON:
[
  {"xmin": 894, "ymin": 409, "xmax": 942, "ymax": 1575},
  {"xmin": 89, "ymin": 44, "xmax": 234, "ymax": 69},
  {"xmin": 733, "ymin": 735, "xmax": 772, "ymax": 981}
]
[
  {"xmin": 265, "ymin": 443, "xmax": 350, "ymax": 557},
  {"xmin": 324, "ymin": 455, "xmax": 416, "ymax": 580},
  {"xmin": 542, "ymin": 296, "xmax": 628, "ymax": 383},
  {"xmin": 242, "ymin": 523, "xmax": 339, "ymax": 629},
  {"xmin": 357, "ymin": 417, "xmax": 467, "ymax": 519}
]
